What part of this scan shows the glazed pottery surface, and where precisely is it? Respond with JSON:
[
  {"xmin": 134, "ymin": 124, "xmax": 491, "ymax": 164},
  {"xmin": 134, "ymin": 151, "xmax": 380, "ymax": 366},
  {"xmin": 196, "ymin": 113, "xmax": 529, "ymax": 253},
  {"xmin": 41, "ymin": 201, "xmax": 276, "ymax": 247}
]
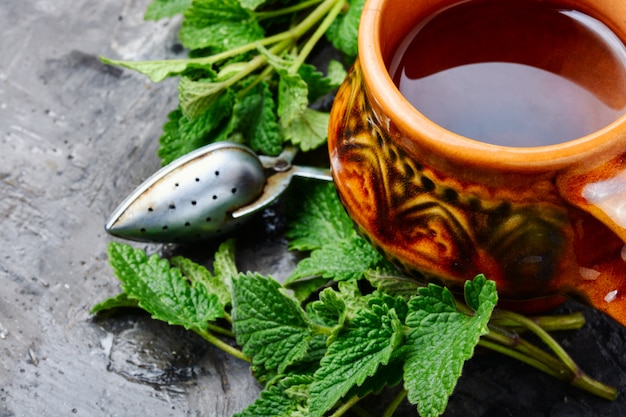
[{"xmin": 328, "ymin": 0, "xmax": 626, "ymax": 324}]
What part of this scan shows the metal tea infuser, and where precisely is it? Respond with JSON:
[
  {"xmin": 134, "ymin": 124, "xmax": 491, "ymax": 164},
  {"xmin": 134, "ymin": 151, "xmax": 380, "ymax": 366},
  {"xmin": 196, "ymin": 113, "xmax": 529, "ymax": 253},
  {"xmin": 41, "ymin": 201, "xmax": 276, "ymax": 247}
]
[{"xmin": 105, "ymin": 141, "xmax": 332, "ymax": 243}]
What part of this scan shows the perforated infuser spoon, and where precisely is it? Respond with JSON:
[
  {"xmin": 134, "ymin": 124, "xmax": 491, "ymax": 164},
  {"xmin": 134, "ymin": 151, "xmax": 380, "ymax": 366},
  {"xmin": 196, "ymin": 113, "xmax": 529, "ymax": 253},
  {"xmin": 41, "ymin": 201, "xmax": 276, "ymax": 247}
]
[{"xmin": 105, "ymin": 142, "xmax": 332, "ymax": 243}]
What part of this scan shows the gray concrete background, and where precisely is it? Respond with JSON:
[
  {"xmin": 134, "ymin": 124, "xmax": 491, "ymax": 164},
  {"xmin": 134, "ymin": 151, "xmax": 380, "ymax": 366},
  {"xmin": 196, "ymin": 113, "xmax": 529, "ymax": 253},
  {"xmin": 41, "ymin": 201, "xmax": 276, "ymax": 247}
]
[{"xmin": 1, "ymin": 0, "xmax": 626, "ymax": 416}]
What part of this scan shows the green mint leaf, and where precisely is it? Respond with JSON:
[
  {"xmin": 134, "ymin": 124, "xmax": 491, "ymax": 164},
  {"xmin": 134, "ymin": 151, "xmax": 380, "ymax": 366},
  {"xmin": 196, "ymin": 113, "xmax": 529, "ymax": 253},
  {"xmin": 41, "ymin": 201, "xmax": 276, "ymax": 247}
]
[
  {"xmin": 286, "ymin": 182, "xmax": 356, "ymax": 251},
  {"xmin": 403, "ymin": 279, "xmax": 497, "ymax": 417},
  {"xmin": 99, "ymin": 57, "xmax": 210, "ymax": 83},
  {"xmin": 288, "ymin": 276, "xmax": 331, "ymax": 303},
  {"xmin": 212, "ymin": 238, "xmax": 238, "ymax": 297},
  {"xmin": 348, "ymin": 352, "xmax": 404, "ymax": 398},
  {"xmin": 232, "ymin": 79, "xmax": 282, "ymax": 155},
  {"xmin": 234, "ymin": 375, "xmax": 313, "ymax": 417},
  {"xmin": 288, "ymin": 235, "xmax": 383, "ymax": 282},
  {"xmin": 237, "ymin": 0, "xmax": 267, "ymax": 10},
  {"xmin": 282, "ymin": 108, "xmax": 329, "ymax": 152},
  {"xmin": 232, "ymin": 273, "xmax": 312, "ymax": 373},
  {"xmin": 178, "ymin": 76, "xmax": 234, "ymax": 119},
  {"xmin": 158, "ymin": 97, "xmax": 235, "ymax": 165},
  {"xmin": 365, "ymin": 266, "xmax": 422, "ymax": 301},
  {"xmin": 179, "ymin": 0, "xmax": 264, "ymax": 51},
  {"xmin": 298, "ymin": 63, "xmax": 338, "ymax": 104},
  {"xmin": 277, "ymin": 71, "xmax": 309, "ymax": 128},
  {"xmin": 326, "ymin": 0, "xmax": 365, "ymax": 59},
  {"xmin": 106, "ymin": 242, "xmax": 225, "ymax": 330},
  {"xmin": 308, "ymin": 302, "xmax": 404, "ymax": 417},
  {"xmin": 169, "ymin": 240, "xmax": 236, "ymax": 308},
  {"xmin": 90, "ymin": 292, "xmax": 138, "ymax": 314},
  {"xmin": 144, "ymin": 0, "xmax": 192, "ymax": 20},
  {"xmin": 325, "ymin": 59, "xmax": 348, "ymax": 88}
]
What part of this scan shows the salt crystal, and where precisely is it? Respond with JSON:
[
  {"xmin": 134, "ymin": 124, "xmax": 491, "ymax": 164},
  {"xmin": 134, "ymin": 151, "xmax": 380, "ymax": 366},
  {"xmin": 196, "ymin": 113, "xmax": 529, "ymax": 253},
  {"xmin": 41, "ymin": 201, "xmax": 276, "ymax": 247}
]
[
  {"xmin": 579, "ymin": 267, "xmax": 600, "ymax": 281},
  {"xmin": 604, "ymin": 290, "xmax": 618, "ymax": 303}
]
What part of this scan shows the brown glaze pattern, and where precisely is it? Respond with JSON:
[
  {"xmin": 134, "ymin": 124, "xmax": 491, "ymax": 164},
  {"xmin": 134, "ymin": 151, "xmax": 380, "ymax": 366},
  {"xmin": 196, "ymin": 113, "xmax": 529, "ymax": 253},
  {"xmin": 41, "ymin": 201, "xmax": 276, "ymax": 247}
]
[{"xmin": 329, "ymin": 62, "xmax": 602, "ymax": 307}]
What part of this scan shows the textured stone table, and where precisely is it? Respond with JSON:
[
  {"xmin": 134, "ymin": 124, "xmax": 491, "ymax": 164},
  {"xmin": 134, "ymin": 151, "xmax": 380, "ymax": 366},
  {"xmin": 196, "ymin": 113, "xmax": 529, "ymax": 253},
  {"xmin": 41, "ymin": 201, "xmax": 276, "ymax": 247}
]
[{"xmin": 1, "ymin": 1, "xmax": 625, "ymax": 416}]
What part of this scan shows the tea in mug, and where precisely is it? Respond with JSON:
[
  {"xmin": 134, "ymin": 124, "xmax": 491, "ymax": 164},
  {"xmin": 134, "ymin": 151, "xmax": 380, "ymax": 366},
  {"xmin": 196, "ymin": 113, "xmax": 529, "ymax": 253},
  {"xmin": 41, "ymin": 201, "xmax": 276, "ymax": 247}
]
[{"xmin": 389, "ymin": 0, "xmax": 626, "ymax": 147}]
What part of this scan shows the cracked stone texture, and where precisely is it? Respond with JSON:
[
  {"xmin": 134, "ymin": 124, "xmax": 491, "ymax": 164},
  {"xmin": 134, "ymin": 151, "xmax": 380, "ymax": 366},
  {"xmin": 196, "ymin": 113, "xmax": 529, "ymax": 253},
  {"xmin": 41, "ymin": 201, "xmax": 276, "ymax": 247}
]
[{"xmin": 0, "ymin": 0, "xmax": 625, "ymax": 416}]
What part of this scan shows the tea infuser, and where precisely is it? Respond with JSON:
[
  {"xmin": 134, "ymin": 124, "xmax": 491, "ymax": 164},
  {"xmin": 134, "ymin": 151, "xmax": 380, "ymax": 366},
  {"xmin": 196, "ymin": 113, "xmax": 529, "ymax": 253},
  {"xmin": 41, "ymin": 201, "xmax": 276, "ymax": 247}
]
[{"xmin": 105, "ymin": 141, "xmax": 332, "ymax": 243}]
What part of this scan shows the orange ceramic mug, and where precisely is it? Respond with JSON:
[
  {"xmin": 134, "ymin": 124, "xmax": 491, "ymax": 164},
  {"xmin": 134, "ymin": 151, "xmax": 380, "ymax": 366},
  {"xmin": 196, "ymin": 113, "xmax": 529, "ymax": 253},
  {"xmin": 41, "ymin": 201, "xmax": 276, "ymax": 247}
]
[{"xmin": 328, "ymin": 0, "xmax": 626, "ymax": 325}]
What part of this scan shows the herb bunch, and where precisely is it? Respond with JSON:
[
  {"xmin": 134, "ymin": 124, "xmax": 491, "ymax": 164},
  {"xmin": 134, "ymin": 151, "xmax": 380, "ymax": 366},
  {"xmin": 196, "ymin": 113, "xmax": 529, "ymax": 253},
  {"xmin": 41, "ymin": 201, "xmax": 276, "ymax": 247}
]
[
  {"xmin": 95, "ymin": 182, "xmax": 615, "ymax": 417},
  {"xmin": 97, "ymin": 0, "xmax": 617, "ymax": 415},
  {"xmin": 102, "ymin": 0, "xmax": 361, "ymax": 165}
]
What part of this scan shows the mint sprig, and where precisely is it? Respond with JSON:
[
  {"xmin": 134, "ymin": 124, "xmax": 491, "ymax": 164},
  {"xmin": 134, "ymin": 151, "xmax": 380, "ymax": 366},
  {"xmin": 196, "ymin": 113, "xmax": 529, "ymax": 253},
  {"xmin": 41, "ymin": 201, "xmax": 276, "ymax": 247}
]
[
  {"xmin": 101, "ymin": 0, "xmax": 353, "ymax": 164},
  {"xmin": 404, "ymin": 277, "xmax": 496, "ymax": 417}
]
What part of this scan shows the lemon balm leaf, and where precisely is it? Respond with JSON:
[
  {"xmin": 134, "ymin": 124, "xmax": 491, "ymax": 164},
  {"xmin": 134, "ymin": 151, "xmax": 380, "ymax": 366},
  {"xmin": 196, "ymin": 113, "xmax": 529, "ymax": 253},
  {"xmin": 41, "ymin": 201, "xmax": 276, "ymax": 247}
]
[
  {"xmin": 325, "ymin": 0, "xmax": 365, "ymax": 59},
  {"xmin": 308, "ymin": 302, "xmax": 404, "ymax": 417},
  {"xmin": 179, "ymin": 0, "xmax": 264, "ymax": 51},
  {"xmin": 145, "ymin": 0, "xmax": 192, "ymax": 20},
  {"xmin": 286, "ymin": 182, "xmax": 356, "ymax": 251},
  {"xmin": 282, "ymin": 108, "xmax": 330, "ymax": 151},
  {"xmin": 234, "ymin": 375, "xmax": 314, "ymax": 417},
  {"xmin": 403, "ymin": 279, "xmax": 497, "ymax": 417},
  {"xmin": 288, "ymin": 236, "xmax": 384, "ymax": 282},
  {"xmin": 106, "ymin": 242, "xmax": 225, "ymax": 330},
  {"xmin": 231, "ymin": 273, "xmax": 313, "ymax": 373},
  {"xmin": 90, "ymin": 292, "xmax": 138, "ymax": 314}
]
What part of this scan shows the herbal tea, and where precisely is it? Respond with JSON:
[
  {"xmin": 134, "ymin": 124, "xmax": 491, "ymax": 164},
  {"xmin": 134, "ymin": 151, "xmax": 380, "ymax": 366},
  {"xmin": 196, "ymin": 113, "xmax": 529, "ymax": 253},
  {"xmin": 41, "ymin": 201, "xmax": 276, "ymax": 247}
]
[{"xmin": 389, "ymin": 0, "xmax": 626, "ymax": 147}]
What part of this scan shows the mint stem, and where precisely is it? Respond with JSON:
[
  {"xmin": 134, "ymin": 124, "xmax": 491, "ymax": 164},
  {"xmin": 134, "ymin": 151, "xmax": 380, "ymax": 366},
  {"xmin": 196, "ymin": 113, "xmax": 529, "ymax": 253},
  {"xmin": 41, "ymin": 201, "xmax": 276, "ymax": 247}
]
[
  {"xmin": 290, "ymin": 0, "xmax": 347, "ymax": 73},
  {"xmin": 255, "ymin": 0, "xmax": 323, "ymax": 20},
  {"xmin": 382, "ymin": 388, "xmax": 407, "ymax": 417},
  {"xmin": 195, "ymin": 328, "xmax": 250, "ymax": 363},
  {"xmin": 206, "ymin": 322, "xmax": 235, "ymax": 338},
  {"xmin": 482, "ymin": 314, "xmax": 617, "ymax": 400},
  {"xmin": 490, "ymin": 312, "xmax": 585, "ymax": 332},
  {"xmin": 328, "ymin": 395, "xmax": 361, "ymax": 417}
]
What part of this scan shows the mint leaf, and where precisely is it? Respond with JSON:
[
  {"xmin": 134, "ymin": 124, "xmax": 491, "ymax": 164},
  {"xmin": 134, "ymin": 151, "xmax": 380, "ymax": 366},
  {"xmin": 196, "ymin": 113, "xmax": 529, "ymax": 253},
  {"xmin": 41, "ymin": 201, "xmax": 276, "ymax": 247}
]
[
  {"xmin": 179, "ymin": 0, "xmax": 264, "ymax": 51},
  {"xmin": 286, "ymin": 182, "xmax": 384, "ymax": 290},
  {"xmin": 298, "ymin": 63, "xmax": 338, "ymax": 103},
  {"xmin": 145, "ymin": 0, "xmax": 192, "ymax": 20},
  {"xmin": 308, "ymin": 302, "xmax": 404, "ymax": 417},
  {"xmin": 169, "ymin": 239, "xmax": 236, "ymax": 307},
  {"xmin": 212, "ymin": 238, "xmax": 238, "ymax": 295},
  {"xmin": 90, "ymin": 292, "xmax": 138, "ymax": 314},
  {"xmin": 158, "ymin": 96, "xmax": 235, "ymax": 165},
  {"xmin": 289, "ymin": 235, "xmax": 383, "ymax": 282},
  {"xmin": 232, "ymin": 273, "xmax": 313, "ymax": 373},
  {"xmin": 326, "ymin": 0, "xmax": 365, "ymax": 59},
  {"xmin": 99, "ymin": 57, "xmax": 209, "ymax": 83},
  {"xmin": 178, "ymin": 76, "xmax": 234, "ymax": 119},
  {"xmin": 286, "ymin": 182, "xmax": 356, "ymax": 251},
  {"xmin": 403, "ymin": 279, "xmax": 497, "ymax": 417},
  {"xmin": 233, "ymin": 80, "xmax": 282, "ymax": 155},
  {"xmin": 282, "ymin": 108, "xmax": 330, "ymax": 151},
  {"xmin": 277, "ymin": 71, "xmax": 309, "ymax": 128},
  {"xmin": 365, "ymin": 267, "xmax": 422, "ymax": 301},
  {"xmin": 234, "ymin": 375, "xmax": 313, "ymax": 417},
  {"xmin": 106, "ymin": 242, "xmax": 225, "ymax": 330},
  {"xmin": 325, "ymin": 59, "xmax": 348, "ymax": 88},
  {"xmin": 237, "ymin": 0, "xmax": 268, "ymax": 10}
]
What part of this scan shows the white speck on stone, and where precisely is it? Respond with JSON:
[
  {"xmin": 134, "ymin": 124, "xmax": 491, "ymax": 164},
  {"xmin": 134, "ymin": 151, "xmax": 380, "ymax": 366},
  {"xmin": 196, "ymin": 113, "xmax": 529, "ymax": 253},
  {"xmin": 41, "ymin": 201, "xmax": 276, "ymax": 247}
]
[
  {"xmin": 604, "ymin": 290, "xmax": 618, "ymax": 303},
  {"xmin": 579, "ymin": 267, "xmax": 600, "ymax": 281}
]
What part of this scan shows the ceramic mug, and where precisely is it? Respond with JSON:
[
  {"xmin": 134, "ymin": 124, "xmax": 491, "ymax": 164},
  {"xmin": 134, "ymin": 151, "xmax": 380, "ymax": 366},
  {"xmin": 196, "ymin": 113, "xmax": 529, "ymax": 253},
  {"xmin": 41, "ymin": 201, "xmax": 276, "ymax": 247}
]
[{"xmin": 328, "ymin": 0, "xmax": 626, "ymax": 325}]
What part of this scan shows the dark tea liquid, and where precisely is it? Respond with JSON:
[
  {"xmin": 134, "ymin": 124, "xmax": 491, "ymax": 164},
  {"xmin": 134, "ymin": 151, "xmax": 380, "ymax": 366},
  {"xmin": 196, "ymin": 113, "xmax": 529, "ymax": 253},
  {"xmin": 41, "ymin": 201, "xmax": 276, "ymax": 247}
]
[{"xmin": 389, "ymin": 0, "xmax": 626, "ymax": 147}]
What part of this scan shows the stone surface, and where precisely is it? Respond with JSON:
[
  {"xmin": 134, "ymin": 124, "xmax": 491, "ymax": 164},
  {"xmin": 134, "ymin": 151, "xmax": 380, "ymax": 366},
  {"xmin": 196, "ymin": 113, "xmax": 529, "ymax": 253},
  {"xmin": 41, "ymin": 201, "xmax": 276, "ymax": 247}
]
[{"xmin": 1, "ymin": 1, "xmax": 625, "ymax": 416}]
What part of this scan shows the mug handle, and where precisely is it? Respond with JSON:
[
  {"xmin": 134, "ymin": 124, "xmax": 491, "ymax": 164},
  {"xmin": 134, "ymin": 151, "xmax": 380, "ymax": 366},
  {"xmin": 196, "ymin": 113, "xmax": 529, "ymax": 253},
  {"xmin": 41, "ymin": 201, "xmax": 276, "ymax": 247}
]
[
  {"xmin": 556, "ymin": 155, "xmax": 626, "ymax": 324},
  {"xmin": 557, "ymin": 154, "xmax": 626, "ymax": 242}
]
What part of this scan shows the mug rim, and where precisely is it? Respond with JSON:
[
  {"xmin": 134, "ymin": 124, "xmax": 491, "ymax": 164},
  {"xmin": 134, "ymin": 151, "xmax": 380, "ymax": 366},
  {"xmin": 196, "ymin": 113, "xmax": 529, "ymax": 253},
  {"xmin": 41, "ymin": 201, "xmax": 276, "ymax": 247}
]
[{"xmin": 358, "ymin": 0, "xmax": 626, "ymax": 170}]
